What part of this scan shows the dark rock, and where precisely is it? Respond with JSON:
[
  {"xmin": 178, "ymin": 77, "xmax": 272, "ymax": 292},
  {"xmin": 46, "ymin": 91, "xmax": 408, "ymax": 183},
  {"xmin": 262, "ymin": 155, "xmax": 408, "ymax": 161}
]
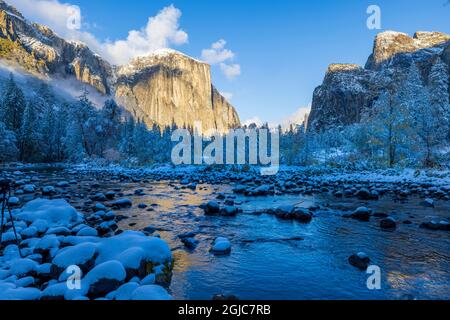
[
  {"xmin": 420, "ymin": 220, "xmax": 450, "ymax": 231},
  {"xmin": 220, "ymin": 206, "xmax": 238, "ymax": 217},
  {"xmin": 213, "ymin": 294, "xmax": 239, "ymax": 301},
  {"xmin": 348, "ymin": 252, "xmax": 371, "ymax": 270},
  {"xmin": 111, "ymin": 198, "xmax": 132, "ymax": 209},
  {"xmin": 203, "ymin": 201, "xmax": 221, "ymax": 215},
  {"xmin": 355, "ymin": 188, "xmax": 372, "ymax": 200},
  {"xmin": 421, "ymin": 198, "xmax": 435, "ymax": 208},
  {"xmin": 274, "ymin": 205, "xmax": 294, "ymax": 220},
  {"xmin": 293, "ymin": 207, "xmax": 313, "ymax": 223},
  {"xmin": 350, "ymin": 207, "xmax": 371, "ymax": 222},
  {"xmin": 380, "ymin": 217, "xmax": 397, "ymax": 230},
  {"xmin": 181, "ymin": 237, "xmax": 198, "ymax": 249}
]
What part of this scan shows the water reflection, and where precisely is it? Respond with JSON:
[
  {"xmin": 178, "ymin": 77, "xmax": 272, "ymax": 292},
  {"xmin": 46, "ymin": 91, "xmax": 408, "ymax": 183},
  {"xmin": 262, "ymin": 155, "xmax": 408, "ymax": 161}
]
[{"xmin": 13, "ymin": 169, "xmax": 450, "ymax": 300}]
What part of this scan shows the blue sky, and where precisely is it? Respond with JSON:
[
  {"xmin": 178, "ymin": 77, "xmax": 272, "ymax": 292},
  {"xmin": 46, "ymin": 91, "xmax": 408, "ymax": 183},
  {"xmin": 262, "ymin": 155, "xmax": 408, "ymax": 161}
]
[{"xmin": 9, "ymin": 0, "xmax": 450, "ymax": 124}]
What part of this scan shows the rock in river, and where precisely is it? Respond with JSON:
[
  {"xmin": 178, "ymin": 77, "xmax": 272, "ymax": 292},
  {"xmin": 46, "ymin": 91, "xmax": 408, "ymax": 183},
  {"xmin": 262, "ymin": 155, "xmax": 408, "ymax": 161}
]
[
  {"xmin": 380, "ymin": 217, "xmax": 397, "ymax": 230},
  {"xmin": 348, "ymin": 252, "xmax": 371, "ymax": 270},
  {"xmin": 211, "ymin": 237, "xmax": 231, "ymax": 255}
]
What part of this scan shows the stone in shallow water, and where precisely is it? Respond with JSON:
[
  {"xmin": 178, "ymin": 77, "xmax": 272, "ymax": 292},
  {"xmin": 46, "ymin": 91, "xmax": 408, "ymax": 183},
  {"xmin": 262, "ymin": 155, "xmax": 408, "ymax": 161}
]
[
  {"xmin": 348, "ymin": 252, "xmax": 370, "ymax": 270},
  {"xmin": 23, "ymin": 184, "xmax": 36, "ymax": 193},
  {"xmin": 93, "ymin": 203, "xmax": 107, "ymax": 212},
  {"xmin": 274, "ymin": 205, "xmax": 295, "ymax": 220},
  {"xmin": 380, "ymin": 217, "xmax": 397, "ymax": 230},
  {"xmin": 203, "ymin": 201, "xmax": 221, "ymax": 215},
  {"xmin": 181, "ymin": 237, "xmax": 199, "ymax": 249},
  {"xmin": 421, "ymin": 198, "xmax": 435, "ymax": 208},
  {"xmin": 42, "ymin": 186, "xmax": 56, "ymax": 195},
  {"xmin": 92, "ymin": 193, "xmax": 107, "ymax": 201},
  {"xmin": 111, "ymin": 198, "xmax": 133, "ymax": 209},
  {"xmin": 349, "ymin": 207, "xmax": 371, "ymax": 222},
  {"xmin": 211, "ymin": 237, "xmax": 231, "ymax": 255},
  {"xmin": 105, "ymin": 191, "xmax": 116, "ymax": 200},
  {"xmin": 420, "ymin": 220, "xmax": 450, "ymax": 231},
  {"xmin": 293, "ymin": 207, "xmax": 313, "ymax": 223},
  {"xmin": 220, "ymin": 206, "xmax": 238, "ymax": 217},
  {"xmin": 57, "ymin": 181, "xmax": 69, "ymax": 188},
  {"xmin": 355, "ymin": 188, "xmax": 372, "ymax": 200}
]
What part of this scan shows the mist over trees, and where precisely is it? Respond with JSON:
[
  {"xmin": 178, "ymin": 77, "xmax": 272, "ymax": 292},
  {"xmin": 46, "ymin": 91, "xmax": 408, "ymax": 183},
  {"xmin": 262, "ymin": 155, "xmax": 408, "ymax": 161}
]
[
  {"xmin": 0, "ymin": 73, "xmax": 174, "ymax": 165},
  {"xmin": 0, "ymin": 66, "xmax": 449, "ymax": 169}
]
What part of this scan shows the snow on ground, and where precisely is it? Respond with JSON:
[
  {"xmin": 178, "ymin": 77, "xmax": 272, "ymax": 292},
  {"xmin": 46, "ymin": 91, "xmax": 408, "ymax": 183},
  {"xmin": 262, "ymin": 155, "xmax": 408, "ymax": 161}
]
[
  {"xmin": 69, "ymin": 162, "xmax": 450, "ymax": 189},
  {"xmin": 0, "ymin": 198, "xmax": 173, "ymax": 300}
]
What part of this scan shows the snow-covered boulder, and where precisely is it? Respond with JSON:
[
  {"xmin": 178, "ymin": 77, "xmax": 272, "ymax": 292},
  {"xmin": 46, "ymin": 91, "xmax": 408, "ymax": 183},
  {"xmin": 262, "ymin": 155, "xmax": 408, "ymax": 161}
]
[
  {"xmin": 95, "ymin": 231, "xmax": 171, "ymax": 267},
  {"xmin": 8, "ymin": 197, "xmax": 20, "ymax": 206},
  {"xmin": 42, "ymin": 186, "xmax": 56, "ymax": 195},
  {"xmin": 8, "ymin": 258, "xmax": 38, "ymax": 277},
  {"xmin": 20, "ymin": 226, "xmax": 38, "ymax": 239},
  {"xmin": 106, "ymin": 282, "xmax": 140, "ymax": 300},
  {"xmin": 40, "ymin": 282, "xmax": 68, "ymax": 300},
  {"xmin": 23, "ymin": 184, "xmax": 36, "ymax": 193},
  {"xmin": 131, "ymin": 285, "xmax": 171, "ymax": 300},
  {"xmin": 52, "ymin": 243, "xmax": 98, "ymax": 273},
  {"xmin": 77, "ymin": 226, "xmax": 98, "ymax": 237},
  {"xmin": 46, "ymin": 226, "xmax": 72, "ymax": 236},
  {"xmin": 85, "ymin": 261, "xmax": 126, "ymax": 298},
  {"xmin": 0, "ymin": 286, "xmax": 41, "ymax": 300},
  {"xmin": 0, "ymin": 231, "xmax": 22, "ymax": 246},
  {"xmin": 16, "ymin": 199, "xmax": 83, "ymax": 227},
  {"xmin": 56, "ymin": 181, "xmax": 69, "ymax": 188},
  {"xmin": 30, "ymin": 219, "xmax": 49, "ymax": 234}
]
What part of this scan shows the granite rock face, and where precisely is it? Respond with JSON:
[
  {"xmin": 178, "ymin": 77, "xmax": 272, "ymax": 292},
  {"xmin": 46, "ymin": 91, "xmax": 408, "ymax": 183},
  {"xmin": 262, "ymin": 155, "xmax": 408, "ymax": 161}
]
[
  {"xmin": 0, "ymin": 1, "xmax": 112, "ymax": 94},
  {"xmin": 308, "ymin": 31, "xmax": 450, "ymax": 132},
  {"xmin": 115, "ymin": 49, "xmax": 240, "ymax": 132},
  {"xmin": 0, "ymin": 1, "xmax": 240, "ymax": 132}
]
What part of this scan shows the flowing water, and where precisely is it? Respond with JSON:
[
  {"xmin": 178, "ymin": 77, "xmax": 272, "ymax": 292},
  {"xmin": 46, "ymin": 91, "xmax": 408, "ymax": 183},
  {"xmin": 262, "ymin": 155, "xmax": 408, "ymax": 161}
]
[
  {"xmin": 110, "ymin": 181, "xmax": 450, "ymax": 300},
  {"xmin": 5, "ymin": 168, "xmax": 450, "ymax": 300}
]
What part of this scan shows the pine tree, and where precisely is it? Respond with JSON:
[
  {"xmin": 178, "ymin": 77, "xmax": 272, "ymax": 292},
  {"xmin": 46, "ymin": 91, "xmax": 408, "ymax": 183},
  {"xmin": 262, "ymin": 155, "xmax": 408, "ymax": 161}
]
[
  {"xmin": 1, "ymin": 73, "xmax": 26, "ymax": 132},
  {"xmin": 119, "ymin": 117, "xmax": 136, "ymax": 158},
  {"xmin": 0, "ymin": 121, "xmax": 18, "ymax": 162},
  {"xmin": 39, "ymin": 102, "xmax": 57, "ymax": 162},
  {"xmin": 18, "ymin": 101, "xmax": 40, "ymax": 162},
  {"xmin": 70, "ymin": 89, "xmax": 97, "ymax": 157}
]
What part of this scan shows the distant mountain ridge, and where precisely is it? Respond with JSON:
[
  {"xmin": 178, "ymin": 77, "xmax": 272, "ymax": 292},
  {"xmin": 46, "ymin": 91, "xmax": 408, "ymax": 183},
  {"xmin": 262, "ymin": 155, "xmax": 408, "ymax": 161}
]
[
  {"xmin": 0, "ymin": 0, "xmax": 240, "ymax": 132},
  {"xmin": 308, "ymin": 31, "xmax": 450, "ymax": 132}
]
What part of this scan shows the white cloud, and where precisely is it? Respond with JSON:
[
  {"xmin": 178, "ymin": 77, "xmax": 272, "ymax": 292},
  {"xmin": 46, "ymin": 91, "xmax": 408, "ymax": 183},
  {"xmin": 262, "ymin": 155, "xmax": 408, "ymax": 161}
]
[
  {"xmin": 243, "ymin": 117, "xmax": 263, "ymax": 127},
  {"xmin": 102, "ymin": 5, "xmax": 188, "ymax": 65},
  {"xmin": 8, "ymin": 0, "xmax": 188, "ymax": 65},
  {"xmin": 242, "ymin": 106, "xmax": 311, "ymax": 131},
  {"xmin": 202, "ymin": 39, "xmax": 241, "ymax": 80},
  {"xmin": 278, "ymin": 106, "xmax": 311, "ymax": 129},
  {"xmin": 201, "ymin": 39, "xmax": 234, "ymax": 64},
  {"xmin": 220, "ymin": 63, "xmax": 241, "ymax": 80},
  {"xmin": 219, "ymin": 91, "xmax": 233, "ymax": 100},
  {"xmin": 9, "ymin": 0, "xmax": 82, "ymax": 35}
]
